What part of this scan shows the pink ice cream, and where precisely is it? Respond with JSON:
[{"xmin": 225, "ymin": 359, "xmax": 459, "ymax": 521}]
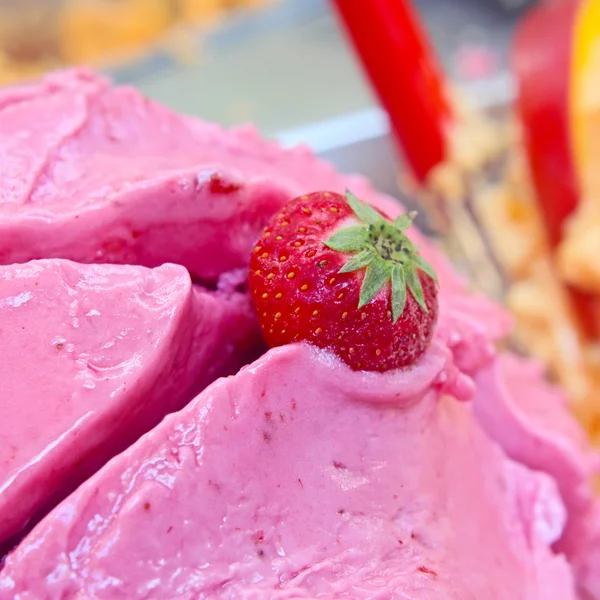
[
  {"xmin": 0, "ymin": 70, "xmax": 468, "ymax": 284},
  {"xmin": 0, "ymin": 344, "xmax": 577, "ymax": 599},
  {"xmin": 474, "ymin": 354, "xmax": 600, "ymax": 599},
  {"xmin": 0, "ymin": 68, "xmax": 319, "ymax": 281},
  {"xmin": 0, "ymin": 259, "xmax": 261, "ymax": 553}
]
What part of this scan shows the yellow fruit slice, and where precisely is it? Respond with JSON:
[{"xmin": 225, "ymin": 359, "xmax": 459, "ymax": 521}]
[{"xmin": 570, "ymin": 0, "xmax": 600, "ymax": 196}]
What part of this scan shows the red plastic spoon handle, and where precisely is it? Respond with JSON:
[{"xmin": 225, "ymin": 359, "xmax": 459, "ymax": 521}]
[{"xmin": 331, "ymin": 0, "xmax": 453, "ymax": 183}]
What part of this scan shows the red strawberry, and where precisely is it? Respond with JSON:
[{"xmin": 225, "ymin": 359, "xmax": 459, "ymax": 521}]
[{"xmin": 248, "ymin": 190, "xmax": 438, "ymax": 372}]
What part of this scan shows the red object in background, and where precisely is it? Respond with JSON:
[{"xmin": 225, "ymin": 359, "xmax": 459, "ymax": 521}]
[
  {"xmin": 513, "ymin": 0, "xmax": 598, "ymax": 338},
  {"xmin": 512, "ymin": 0, "xmax": 580, "ymax": 248},
  {"xmin": 331, "ymin": 0, "xmax": 452, "ymax": 183}
]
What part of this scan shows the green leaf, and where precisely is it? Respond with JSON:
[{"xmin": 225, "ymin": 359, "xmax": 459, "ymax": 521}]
[
  {"xmin": 358, "ymin": 258, "xmax": 392, "ymax": 308},
  {"xmin": 391, "ymin": 264, "xmax": 407, "ymax": 322},
  {"xmin": 345, "ymin": 190, "xmax": 385, "ymax": 226},
  {"xmin": 339, "ymin": 248, "xmax": 375, "ymax": 273},
  {"xmin": 414, "ymin": 254, "xmax": 439, "ymax": 284},
  {"xmin": 393, "ymin": 211, "xmax": 417, "ymax": 232},
  {"xmin": 324, "ymin": 225, "xmax": 369, "ymax": 252},
  {"xmin": 405, "ymin": 266, "xmax": 428, "ymax": 312}
]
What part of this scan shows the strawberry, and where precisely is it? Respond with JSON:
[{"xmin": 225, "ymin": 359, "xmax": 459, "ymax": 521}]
[{"xmin": 248, "ymin": 190, "xmax": 438, "ymax": 372}]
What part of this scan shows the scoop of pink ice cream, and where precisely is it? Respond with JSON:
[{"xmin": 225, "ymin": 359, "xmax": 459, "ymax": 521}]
[
  {"xmin": 0, "ymin": 259, "xmax": 261, "ymax": 553},
  {"xmin": 474, "ymin": 353, "xmax": 600, "ymax": 599},
  {"xmin": 0, "ymin": 344, "xmax": 576, "ymax": 599}
]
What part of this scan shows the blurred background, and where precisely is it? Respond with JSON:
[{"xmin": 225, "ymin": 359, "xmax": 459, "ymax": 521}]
[
  {"xmin": 0, "ymin": 0, "xmax": 536, "ymax": 135},
  {"xmin": 0, "ymin": 0, "xmax": 542, "ymax": 201}
]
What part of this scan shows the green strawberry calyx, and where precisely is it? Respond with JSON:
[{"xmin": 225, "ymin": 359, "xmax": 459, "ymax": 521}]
[{"xmin": 323, "ymin": 190, "xmax": 438, "ymax": 322}]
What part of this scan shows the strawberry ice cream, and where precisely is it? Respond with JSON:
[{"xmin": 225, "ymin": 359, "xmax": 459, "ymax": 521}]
[
  {"xmin": 0, "ymin": 344, "xmax": 578, "ymax": 599},
  {"xmin": 0, "ymin": 69, "xmax": 598, "ymax": 599},
  {"xmin": 474, "ymin": 353, "xmax": 600, "ymax": 599},
  {"xmin": 0, "ymin": 259, "xmax": 261, "ymax": 553},
  {"xmin": 0, "ymin": 68, "xmax": 351, "ymax": 281}
]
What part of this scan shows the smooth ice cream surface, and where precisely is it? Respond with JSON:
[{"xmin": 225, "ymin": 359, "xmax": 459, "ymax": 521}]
[
  {"xmin": 0, "ymin": 259, "xmax": 261, "ymax": 552},
  {"xmin": 0, "ymin": 344, "xmax": 577, "ymax": 599},
  {"xmin": 474, "ymin": 354, "xmax": 600, "ymax": 599}
]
